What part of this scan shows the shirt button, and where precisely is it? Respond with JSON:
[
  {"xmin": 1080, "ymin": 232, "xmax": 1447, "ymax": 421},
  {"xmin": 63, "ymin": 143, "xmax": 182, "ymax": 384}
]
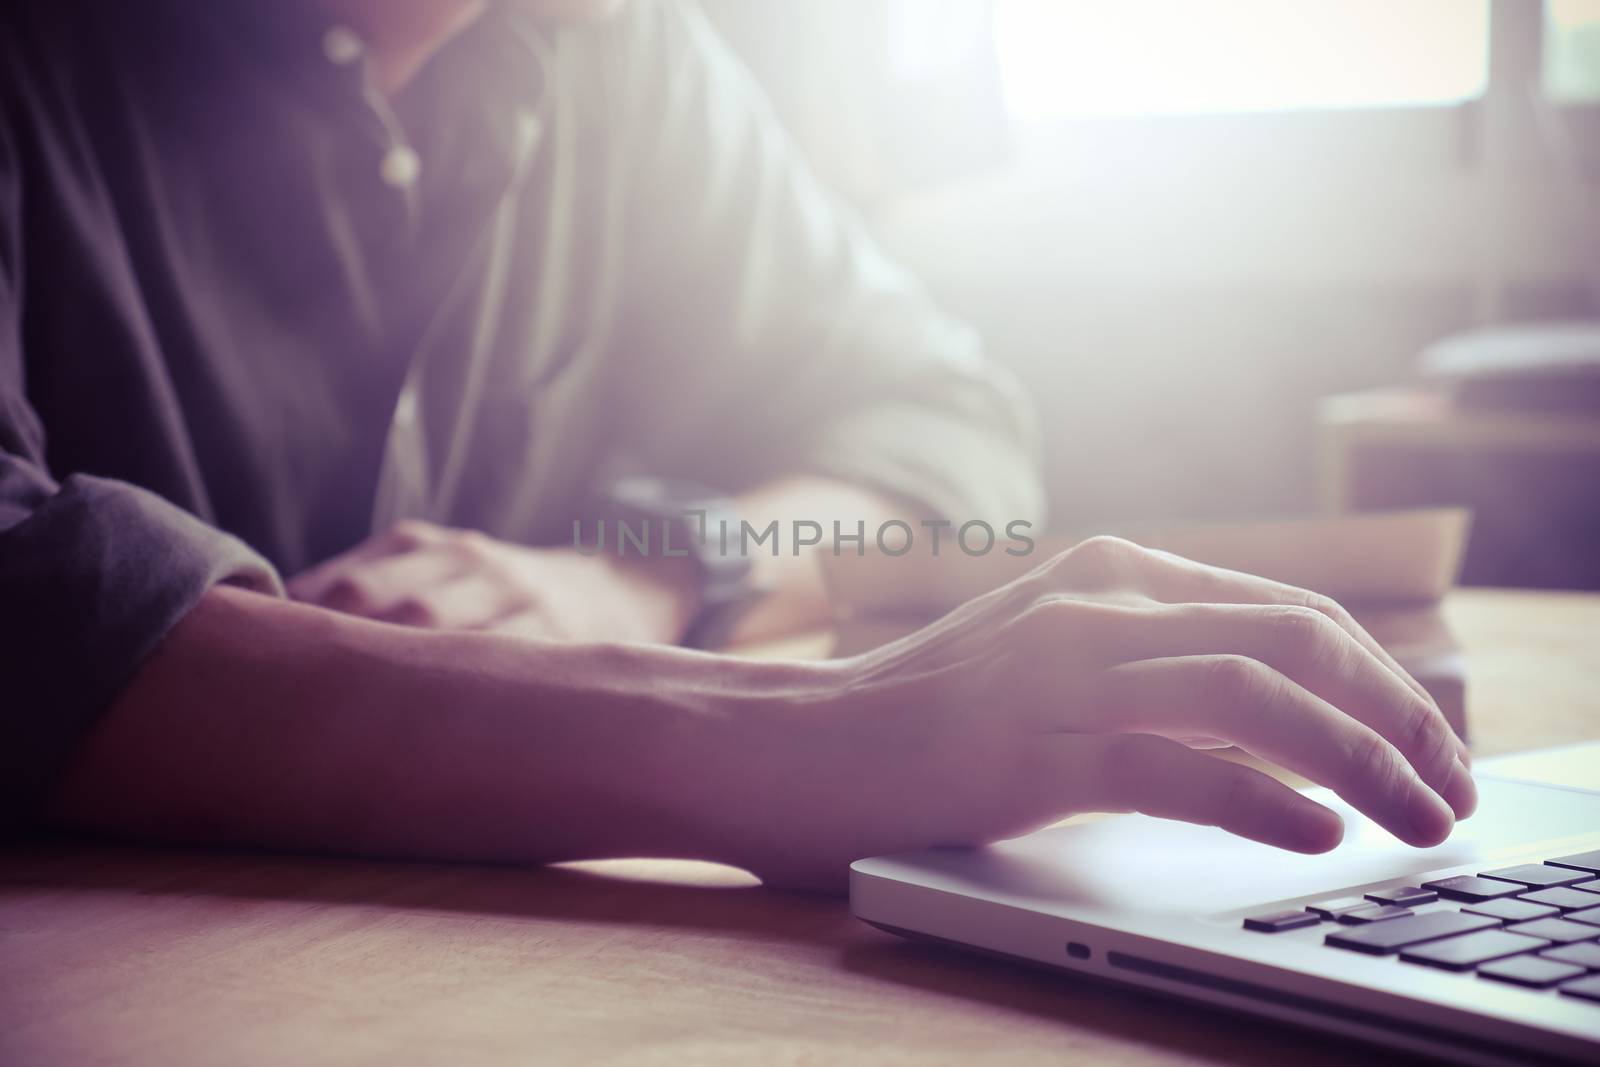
[
  {"xmin": 379, "ymin": 145, "xmax": 421, "ymax": 189},
  {"xmin": 394, "ymin": 388, "xmax": 419, "ymax": 429},
  {"xmin": 322, "ymin": 25, "xmax": 364, "ymax": 65}
]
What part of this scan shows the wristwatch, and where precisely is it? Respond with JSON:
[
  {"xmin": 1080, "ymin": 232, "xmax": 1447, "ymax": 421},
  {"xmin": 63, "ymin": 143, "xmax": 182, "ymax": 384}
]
[{"xmin": 601, "ymin": 477, "xmax": 768, "ymax": 649}]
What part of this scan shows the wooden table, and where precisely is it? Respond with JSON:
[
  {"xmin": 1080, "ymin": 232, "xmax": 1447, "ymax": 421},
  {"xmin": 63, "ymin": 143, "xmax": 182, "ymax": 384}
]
[{"xmin": 4, "ymin": 589, "xmax": 1598, "ymax": 1066}]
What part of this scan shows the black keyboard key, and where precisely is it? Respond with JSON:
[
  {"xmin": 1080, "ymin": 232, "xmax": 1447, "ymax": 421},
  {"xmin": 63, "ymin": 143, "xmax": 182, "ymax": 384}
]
[
  {"xmin": 1478, "ymin": 955, "xmax": 1587, "ymax": 988},
  {"xmin": 1567, "ymin": 905, "xmax": 1600, "ymax": 928},
  {"xmin": 1518, "ymin": 887, "xmax": 1600, "ymax": 912},
  {"xmin": 1243, "ymin": 909, "xmax": 1322, "ymax": 932},
  {"xmin": 1336, "ymin": 903, "xmax": 1412, "ymax": 925},
  {"xmin": 1479, "ymin": 863, "xmax": 1588, "ymax": 888},
  {"xmin": 1561, "ymin": 974, "xmax": 1600, "ymax": 1003},
  {"xmin": 1548, "ymin": 850, "xmax": 1600, "ymax": 875},
  {"xmin": 1422, "ymin": 875, "xmax": 1522, "ymax": 902},
  {"xmin": 1365, "ymin": 885, "xmax": 1437, "ymax": 907},
  {"xmin": 1543, "ymin": 942, "xmax": 1600, "ymax": 970},
  {"xmin": 1326, "ymin": 910, "xmax": 1499, "ymax": 955},
  {"xmin": 1400, "ymin": 929, "xmax": 1549, "ymax": 971},
  {"xmin": 1305, "ymin": 896, "xmax": 1372, "ymax": 920},
  {"xmin": 1462, "ymin": 897, "xmax": 1560, "ymax": 922},
  {"xmin": 1505, "ymin": 917, "xmax": 1600, "ymax": 943}
]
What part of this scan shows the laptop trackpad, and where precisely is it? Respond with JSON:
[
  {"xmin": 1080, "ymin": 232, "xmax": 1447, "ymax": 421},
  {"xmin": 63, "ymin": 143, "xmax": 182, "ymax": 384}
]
[{"xmin": 882, "ymin": 775, "xmax": 1600, "ymax": 918}]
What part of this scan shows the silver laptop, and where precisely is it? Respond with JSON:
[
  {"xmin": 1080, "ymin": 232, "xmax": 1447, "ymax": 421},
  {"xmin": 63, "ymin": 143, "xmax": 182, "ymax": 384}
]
[{"xmin": 850, "ymin": 744, "xmax": 1600, "ymax": 1066}]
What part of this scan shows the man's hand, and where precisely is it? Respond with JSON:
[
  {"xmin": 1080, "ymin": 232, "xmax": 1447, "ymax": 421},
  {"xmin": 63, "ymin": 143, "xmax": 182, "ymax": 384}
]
[
  {"xmin": 285, "ymin": 520, "xmax": 699, "ymax": 644},
  {"xmin": 711, "ymin": 536, "xmax": 1477, "ymax": 890}
]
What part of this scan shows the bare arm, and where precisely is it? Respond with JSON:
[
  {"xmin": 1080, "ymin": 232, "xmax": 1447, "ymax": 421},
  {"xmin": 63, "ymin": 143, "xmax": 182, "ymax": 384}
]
[
  {"xmin": 43, "ymin": 582, "xmax": 793, "ymax": 865},
  {"xmin": 46, "ymin": 539, "xmax": 1475, "ymax": 893}
]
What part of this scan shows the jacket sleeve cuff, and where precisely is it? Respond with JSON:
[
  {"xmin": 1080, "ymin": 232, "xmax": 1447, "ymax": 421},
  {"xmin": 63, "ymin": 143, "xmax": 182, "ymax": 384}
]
[{"xmin": 0, "ymin": 472, "xmax": 281, "ymax": 831}]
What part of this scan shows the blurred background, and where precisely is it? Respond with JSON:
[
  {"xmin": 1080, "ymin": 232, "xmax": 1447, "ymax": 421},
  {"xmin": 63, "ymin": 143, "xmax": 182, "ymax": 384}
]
[{"xmin": 703, "ymin": 0, "xmax": 1600, "ymax": 588}]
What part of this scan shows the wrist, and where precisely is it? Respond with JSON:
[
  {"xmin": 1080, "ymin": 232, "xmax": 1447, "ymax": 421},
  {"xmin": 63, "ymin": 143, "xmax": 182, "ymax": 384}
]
[
  {"xmin": 533, "ymin": 640, "xmax": 836, "ymax": 871},
  {"xmin": 477, "ymin": 634, "xmax": 835, "ymax": 866},
  {"xmin": 593, "ymin": 478, "xmax": 765, "ymax": 649},
  {"xmin": 648, "ymin": 652, "xmax": 857, "ymax": 881}
]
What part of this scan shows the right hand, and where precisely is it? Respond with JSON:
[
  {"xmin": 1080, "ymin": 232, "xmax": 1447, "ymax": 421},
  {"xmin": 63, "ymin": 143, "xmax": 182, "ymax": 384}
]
[{"xmin": 719, "ymin": 537, "xmax": 1476, "ymax": 890}]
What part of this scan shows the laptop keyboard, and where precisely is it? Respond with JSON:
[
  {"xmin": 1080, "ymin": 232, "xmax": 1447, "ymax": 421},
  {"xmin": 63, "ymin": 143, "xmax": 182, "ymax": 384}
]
[{"xmin": 1242, "ymin": 849, "xmax": 1600, "ymax": 998}]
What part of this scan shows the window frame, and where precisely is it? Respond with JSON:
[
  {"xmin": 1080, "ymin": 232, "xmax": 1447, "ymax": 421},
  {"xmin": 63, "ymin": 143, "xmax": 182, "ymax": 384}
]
[{"xmin": 972, "ymin": 0, "xmax": 1599, "ymax": 294}]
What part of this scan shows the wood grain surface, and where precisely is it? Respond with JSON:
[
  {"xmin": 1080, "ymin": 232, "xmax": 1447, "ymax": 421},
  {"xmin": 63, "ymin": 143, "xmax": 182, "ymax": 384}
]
[{"xmin": 3, "ymin": 588, "xmax": 1597, "ymax": 1066}]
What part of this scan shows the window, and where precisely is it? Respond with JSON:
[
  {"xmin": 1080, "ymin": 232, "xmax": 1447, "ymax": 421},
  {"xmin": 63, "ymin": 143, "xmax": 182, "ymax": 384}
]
[
  {"xmin": 993, "ymin": 0, "xmax": 1491, "ymax": 120},
  {"xmin": 1545, "ymin": 0, "xmax": 1600, "ymax": 102}
]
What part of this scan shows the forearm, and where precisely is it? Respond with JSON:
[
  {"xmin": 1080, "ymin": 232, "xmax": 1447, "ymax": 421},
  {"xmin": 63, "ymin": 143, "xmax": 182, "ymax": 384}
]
[{"xmin": 43, "ymin": 584, "xmax": 819, "ymax": 867}]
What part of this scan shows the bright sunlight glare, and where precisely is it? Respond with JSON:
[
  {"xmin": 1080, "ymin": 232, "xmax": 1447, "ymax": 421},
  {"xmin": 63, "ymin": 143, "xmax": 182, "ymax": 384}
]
[{"xmin": 993, "ymin": 0, "xmax": 1491, "ymax": 120}]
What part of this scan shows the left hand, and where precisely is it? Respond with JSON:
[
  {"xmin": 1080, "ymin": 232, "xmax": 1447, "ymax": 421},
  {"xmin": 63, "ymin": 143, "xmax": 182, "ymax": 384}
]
[{"xmin": 285, "ymin": 520, "xmax": 700, "ymax": 644}]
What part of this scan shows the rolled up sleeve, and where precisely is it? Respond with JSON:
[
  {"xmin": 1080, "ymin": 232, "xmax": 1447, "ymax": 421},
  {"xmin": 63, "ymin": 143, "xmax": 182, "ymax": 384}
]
[
  {"xmin": 0, "ymin": 468, "xmax": 280, "ymax": 826},
  {"xmin": 0, "ymin": 107, "xmax": 279, "ymax": 831},
  {"xmin": 610, "ymin": 0, "xmax": 1045, "ymax": 526}
]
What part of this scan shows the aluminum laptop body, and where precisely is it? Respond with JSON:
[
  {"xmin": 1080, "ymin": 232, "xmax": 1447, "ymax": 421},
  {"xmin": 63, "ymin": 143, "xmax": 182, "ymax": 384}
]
[{"xmin": 850, "ymin": 744, "xmax": 1600, "ymax": 1066}]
